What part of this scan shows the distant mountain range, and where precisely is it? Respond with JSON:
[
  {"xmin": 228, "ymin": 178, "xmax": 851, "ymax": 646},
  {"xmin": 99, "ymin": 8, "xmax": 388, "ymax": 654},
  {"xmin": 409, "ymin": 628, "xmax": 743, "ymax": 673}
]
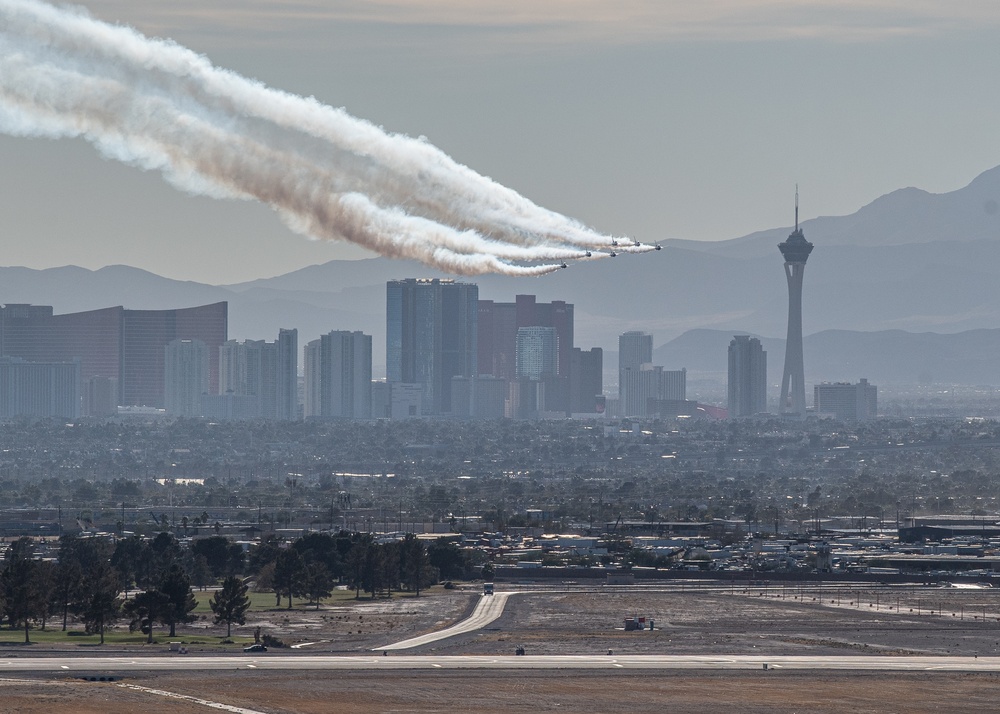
[
  {"xmin": 652, "ymin": 328, "xmax": 1000, "ymax": 386},
  {"xmin": 2, "ymin": 164, "xmax": 1000, "ymax": 383}
]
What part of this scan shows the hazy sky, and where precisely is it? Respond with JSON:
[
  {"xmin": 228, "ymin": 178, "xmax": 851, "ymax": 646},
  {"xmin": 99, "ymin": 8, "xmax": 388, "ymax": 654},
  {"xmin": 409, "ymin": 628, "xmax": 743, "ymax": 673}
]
[{"xmin": 3, "ymin": 0, "xmax": 1000, "ymax": 283}]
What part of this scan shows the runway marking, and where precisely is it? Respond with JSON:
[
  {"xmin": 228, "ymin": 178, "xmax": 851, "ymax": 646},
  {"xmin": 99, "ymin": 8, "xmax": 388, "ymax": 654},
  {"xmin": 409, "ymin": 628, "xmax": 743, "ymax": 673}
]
[
  {"xmin": 116, "ymin": 682, "xmax": 269, "ymax": 714},
  {"xmin": 7, "ymin": 654, "xmax": 1000, "ymax": 674}
]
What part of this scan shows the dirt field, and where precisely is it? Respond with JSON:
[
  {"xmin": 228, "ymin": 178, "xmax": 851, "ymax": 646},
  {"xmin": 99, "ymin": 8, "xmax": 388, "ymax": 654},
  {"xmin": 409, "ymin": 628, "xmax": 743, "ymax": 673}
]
[
  {"xmin": 412, "ymin": 583, "xmax": 1000, "ymax": 657},
  {"xmin": 5, "ymin": 670, "xmax": 1000, "ymax": 714},
  {"xmin": 6, "ymin": 581, "xmax": 1000, "ymax": 712},
  {"xmin": 237, "ymin": 588, "xmax": 478, "ymax": 652}
]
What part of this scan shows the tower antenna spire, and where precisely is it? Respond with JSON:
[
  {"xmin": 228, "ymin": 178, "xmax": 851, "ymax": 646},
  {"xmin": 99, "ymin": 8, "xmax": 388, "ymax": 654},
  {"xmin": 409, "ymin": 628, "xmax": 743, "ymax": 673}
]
[
  {"xmin": 778, "ymin": 184, "xmax": 812, "ymax": 418},
  {"xmin": 794, "ymin": 184, "xmax": 799, "ymax": 232}
]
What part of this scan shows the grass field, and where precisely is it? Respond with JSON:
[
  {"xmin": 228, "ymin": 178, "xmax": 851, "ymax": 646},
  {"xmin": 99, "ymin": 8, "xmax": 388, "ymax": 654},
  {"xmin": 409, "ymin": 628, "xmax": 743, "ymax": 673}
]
[{"xmin": 0, "ymin": 583, "xmax": 452, "ymax": 648}]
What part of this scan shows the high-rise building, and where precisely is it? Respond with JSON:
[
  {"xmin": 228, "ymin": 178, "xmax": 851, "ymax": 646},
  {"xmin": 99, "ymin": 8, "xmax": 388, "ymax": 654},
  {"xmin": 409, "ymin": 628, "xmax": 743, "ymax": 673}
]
[
  {"xmin": 618, "ymin": 331, "xmax": 653, "ymax": 371},
  {"xmin": 304, "ymin": 331, "xmax": 372, "ymax": 419},
  {"xmin": 303, "ymin": 339, "xmax": 323, "ymax": 419},
  {"xmin": 618, "ymin": 331, "xmax": 654, "ymax": 416},
  {"xmin": 472, "ymin": 375, "xmax": 507, "ymax": 419},
  {"xmin": 164, "ymin": 339, "xmax": 209, "ymax": 416},
  {"xmin": 778, "ymin": 190, "xmax": 813, "ymax": 416},
  {"xmin": 83, "ymin": 376, "xmax": 118, "ymax": 417},
  {"xmin": 322, "ymin": 330, "xmax": 372, "ymax": 419},
  {"xmin": 513, "ymin": 326, "xmax": 565, "ymax": 415},
  {"xmin": 450, "ymin": 375, "xmax": 507, "ymax": 419},
  {"xmin": 372, "ymin": 381, "xmax": 423, "ymax": 419},
  {"xmin": 0, "ymin": 302, "xmax": 227, "ymax": 409},
  {"xmin": 569, "ymin": 347, "xmax": 603, "ymax": 414},
  {"xmin": 218, "ymin": 329, "xmax": 298, "ymax": 420},
  {"xmin": 121, "ymin": 304, "xmax": 228, "ymax": 408},
  {"xmin": 618, "ymin": 365, "xmax": 687, "ymax": 417},
  {"xmin": 0, "ymin": 357, "xmax": 80, "ymax": 418},
  {"xmin": 387, "ymin": 279, "xmax": 477, "ymax": 414},
  {"xmin": 478, "ymin": 295, "xmax": 574, "ymax": 380},
  {"xmin": 275, "ymin": 329, "xmax": 298, "ymax": 421},
  {"xmin": 661, "ymin": 368, "xmax": 686, "ymax": 401},
  {"xmin": 515, "ymin": 326, "xmax": 559, "ymax": 380},
  {"xmin": 200, "ymin": 393, "xmax": 259, "ymax": 420},
  {"xmin": 814, "ymin": 379, "xmax": 877, "ymax": 421},
  {"xmin": 728, "ymin": 335, "xmax": 767, "ymax": 418}
]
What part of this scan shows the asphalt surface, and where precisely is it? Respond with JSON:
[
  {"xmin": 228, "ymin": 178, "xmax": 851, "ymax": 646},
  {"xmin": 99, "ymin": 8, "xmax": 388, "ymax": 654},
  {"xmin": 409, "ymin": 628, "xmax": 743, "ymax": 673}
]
[
  {"xmin": 374, "ymin": 592, "xmax": 516, "ymax": 651},
  {"xmin": 7, "ymin": 654, "xmax": 1000, "ymax": 672}
]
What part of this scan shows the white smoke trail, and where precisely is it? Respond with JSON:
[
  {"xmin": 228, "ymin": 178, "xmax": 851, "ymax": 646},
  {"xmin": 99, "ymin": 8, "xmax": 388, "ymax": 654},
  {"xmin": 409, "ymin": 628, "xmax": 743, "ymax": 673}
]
[{"xmin": 0, "ymin": 0, "xmax": 646, "ymax": 276}]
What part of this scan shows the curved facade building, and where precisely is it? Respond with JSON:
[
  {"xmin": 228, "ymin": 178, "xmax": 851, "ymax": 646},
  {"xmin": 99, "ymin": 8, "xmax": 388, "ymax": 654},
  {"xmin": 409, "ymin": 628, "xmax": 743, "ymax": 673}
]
[{"xmin": 0, "ymin": 302, "xmax": 227, "ymax": 410}]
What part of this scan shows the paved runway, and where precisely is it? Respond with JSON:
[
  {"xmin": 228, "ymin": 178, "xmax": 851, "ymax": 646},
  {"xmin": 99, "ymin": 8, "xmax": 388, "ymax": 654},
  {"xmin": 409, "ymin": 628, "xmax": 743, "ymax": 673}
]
[
  {"xmin": 7, "ymin": 654, "xmax": 1000, "ymax": 672},
  {"xmin": 374, "ymin": 591, "xmax": 516, "ymax": 651}
]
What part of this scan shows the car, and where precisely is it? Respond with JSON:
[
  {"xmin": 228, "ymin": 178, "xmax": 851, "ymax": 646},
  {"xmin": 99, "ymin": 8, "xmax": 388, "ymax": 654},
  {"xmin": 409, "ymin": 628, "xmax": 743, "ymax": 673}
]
[{"xmin": 243, "ymin": 644, "xmax": 267, "ymax": 653}]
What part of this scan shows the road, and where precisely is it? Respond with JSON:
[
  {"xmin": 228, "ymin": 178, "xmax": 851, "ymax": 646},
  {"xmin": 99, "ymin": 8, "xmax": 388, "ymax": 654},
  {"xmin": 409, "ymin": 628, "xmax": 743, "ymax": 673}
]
[
  {"xmin": 5, "ymin": 654, "xmax": 1000, "ymax": 672},
  {"xmin": 374, "ymin": 591, "xmax": 516, "ymax": 651}
]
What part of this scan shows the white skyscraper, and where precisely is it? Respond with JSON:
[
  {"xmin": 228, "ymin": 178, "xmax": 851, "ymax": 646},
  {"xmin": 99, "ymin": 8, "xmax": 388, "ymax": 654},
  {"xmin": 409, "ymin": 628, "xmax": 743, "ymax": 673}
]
[
  {"xmin": 814, "ymin": 379, "xmax": 877, "ymax": 421},
  {"xmin": 618, "ymin": 331, "xmax": 653, "ymax": 416},
  {"xmin": 217, "ymin": 329, "xmax": 298, "ymax": 420},
  {"xmin": 164, "ymin": 338, "xmax": 208, "ymax": 416},
  {"xmin": 304, "ymin": 331, "xmax": 372, "ymax": 419}
]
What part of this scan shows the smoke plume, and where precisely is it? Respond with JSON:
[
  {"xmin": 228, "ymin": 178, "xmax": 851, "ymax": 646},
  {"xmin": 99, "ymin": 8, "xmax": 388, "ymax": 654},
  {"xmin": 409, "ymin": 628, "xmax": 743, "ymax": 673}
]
[{"xmin": 0, "ymin": 0, "xmax": 654, "ymax": 276}]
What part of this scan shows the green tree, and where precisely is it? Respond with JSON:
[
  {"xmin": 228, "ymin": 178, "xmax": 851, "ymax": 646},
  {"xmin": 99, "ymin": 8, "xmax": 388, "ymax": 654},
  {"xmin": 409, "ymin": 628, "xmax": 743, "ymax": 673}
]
[
  {"xmin": 297, "ymin": 562, "xmax": 333, "ymax": 609},
  {"xmin": 347, "ymin": 536, "xmax": 383, "ymax": 600},
  {"xmin": 111, "ymin": 535, "xmax": 147, "ymax": 592},
  {"xmin": 77, "ymin": 562, "xmax": 122, "ymax": 645},
  {"xmin": 210, "ymin": 575, "xmax": 251, "ymax": 638},
  {"xmin": 33, "ymin": 560, "xmax": 57, "ymax": 631},
  {"xmin": 147, "ymin": 532, "xmax": 183, "ymax": 586},
  {"xmin": 379, "ymin": 542, "xmax": 400, "ymax": 597},
  {"xmin": 248, "ymin": 534, "xmax": 282, "ymax": 575},
  {"xmin": 159, "ymin": 564, "xmax": 197, "ymax": 637},
  {"xmin": 347, "ymin": 534, "xmax": 373, "ymax": 599},
  {"xmin": 55, "ymin": 534, "xmax": 113, "ymax": 631},
  {"xmin": 273, "ymin": 549, "xmax": 305, "ymax": 609},
  {"xmin": 191, "ymin": 536, "xmax": 245, "ymax": 579},
  {"xmin": 2, "ymin": 537, "xmax": 47, "ymax": 643},
  {"xmin": 188, "ymin": 554, "xmax": 213, "ymax": 591},
  {"xmin": 427, "ymin": 538, "xmax": 465, "ymax": 580},
  {"xmin": 400, "ymin": 534, "xmax": 430, "ymax": 596},
  {"xmin": 53, "ymin": 556, "xmax": 83, "ymax": 632},
  {"xmin": 124, "ymin": 589, "xmax": 170, "ymax": 643}
]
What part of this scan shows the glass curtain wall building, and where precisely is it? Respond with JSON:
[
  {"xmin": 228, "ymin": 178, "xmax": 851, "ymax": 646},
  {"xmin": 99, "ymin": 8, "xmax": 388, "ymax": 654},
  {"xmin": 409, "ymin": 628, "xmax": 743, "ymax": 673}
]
[{"xmin": 387, "ymin": 279, "xmax": 477, "ymax": 415}]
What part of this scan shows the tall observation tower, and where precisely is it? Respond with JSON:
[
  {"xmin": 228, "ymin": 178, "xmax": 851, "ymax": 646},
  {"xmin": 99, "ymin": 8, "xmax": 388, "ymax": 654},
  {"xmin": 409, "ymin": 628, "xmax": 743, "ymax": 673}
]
[{"xmin": 778, "ymin": 188, "xmax": 813, "ymax": 416}]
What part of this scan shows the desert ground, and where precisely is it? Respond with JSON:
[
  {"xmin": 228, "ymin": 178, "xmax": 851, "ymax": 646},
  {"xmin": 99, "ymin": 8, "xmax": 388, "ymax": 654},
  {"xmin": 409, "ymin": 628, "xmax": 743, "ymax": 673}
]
[{"xmin": 4, "ymin": 580, "xmax": 1000, "ymax": 712}]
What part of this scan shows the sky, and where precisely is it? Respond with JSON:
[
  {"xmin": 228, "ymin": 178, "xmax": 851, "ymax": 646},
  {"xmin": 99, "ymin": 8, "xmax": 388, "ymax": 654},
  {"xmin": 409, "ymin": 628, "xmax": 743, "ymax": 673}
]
[{"xmin": 2, "ymin": 0, "xmax": 1000, "ymax": 284}]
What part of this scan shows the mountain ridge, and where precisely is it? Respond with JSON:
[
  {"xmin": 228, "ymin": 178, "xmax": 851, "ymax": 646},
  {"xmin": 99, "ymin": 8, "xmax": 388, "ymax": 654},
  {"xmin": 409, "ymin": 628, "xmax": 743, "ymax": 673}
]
[{"xmin": 3, "ymin": 163, "xmax": 1000, "ymax": 383}]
